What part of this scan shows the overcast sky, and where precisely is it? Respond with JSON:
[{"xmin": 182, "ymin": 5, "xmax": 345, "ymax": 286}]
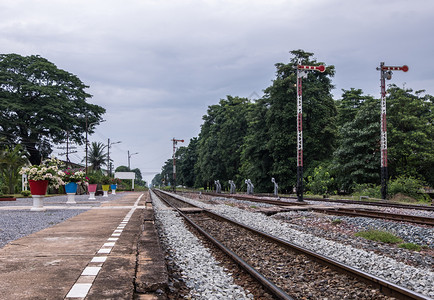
[{"xmin": 1, "ymin": 0, "xmax": 433, "ymax": 184}]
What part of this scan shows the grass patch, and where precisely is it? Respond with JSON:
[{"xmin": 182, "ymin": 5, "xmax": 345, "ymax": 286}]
[
  {"xmin": 354, "ymin": 229, "xmax": 402, "ymax": 243},
  {"xmin": 398, "ymin": 243, "xmax": 422, "ymax": 251},
  {"xmin": 331, "ymin": 219, "xmax": 342, "ymax": 225},
  {"xmin": 250, "ymin": 205, "xmax": 257, "ymax": 209}
]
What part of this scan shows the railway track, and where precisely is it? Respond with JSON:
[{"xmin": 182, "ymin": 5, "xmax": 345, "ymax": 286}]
[
  {"xmin": 202, "ymin": 192, "xmax": 434, "ymax": 226},
  {"xmin": 311, "ymin": 207, "xmax": 434, "ymax": 226},
  {"xmin": 300, "ymin": 196, "xmax": 434, "ymax": 212},
  {"xmin": 154, "ymin": 190, "xmax": 430, "ymax": 300},
  {"xmin": 203, "ymin": 191, "xmax": 434, "ymax": 211}
]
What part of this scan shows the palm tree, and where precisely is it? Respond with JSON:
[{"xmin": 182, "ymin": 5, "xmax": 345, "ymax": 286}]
[
  {"xmin": 0, "ymin": 144, "xmax": 29, "ymax": 194},
  {"xmin": 85, "ymin": 142, "xmax": 108, "ymax": 171}
]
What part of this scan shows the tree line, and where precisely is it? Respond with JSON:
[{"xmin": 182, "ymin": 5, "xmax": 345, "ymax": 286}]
[{"xmin": 152, "ymin": 50, "xmax": 434, "ymax": 199}]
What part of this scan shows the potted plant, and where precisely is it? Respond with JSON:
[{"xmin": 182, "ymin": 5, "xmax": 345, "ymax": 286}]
[
  {"xmin": 63, "ymin": 169, "xmax": 87, "ymax": 203},
  {"xmin": 86, "ymin": 172, "xmax": 100, "ymax": 200},
  {"xmin": 110, "ymin": 177, "xmax": 121, "ymax": 195},
  {"xmin": 101, "ymin": 175, "xmax": 111, "ymax": 197},
  {"xmin": 19, "ymin": 157, "xmax": 65, "ymax": 211}
]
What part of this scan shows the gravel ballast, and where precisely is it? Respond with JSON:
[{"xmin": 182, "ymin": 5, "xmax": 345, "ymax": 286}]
[
  {"xmin": 151, "ymin": 190, "xmax": 254, "ymax": 299},
  {"xmin": 170, "ymin": 192, "xmax": 434, "ymax": 298}
]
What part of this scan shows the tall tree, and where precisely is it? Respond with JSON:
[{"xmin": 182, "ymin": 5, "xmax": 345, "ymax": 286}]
[
  {"xmin": 160, "ymin": 158, "xmax": 174, "ymax": 186},
  {"xmin": 195, "ymin": 96, "xmax": 251, "ymax": 189},
  {"xmin": 176, "ymin": 137, "xmax": 198, "ymax": 187},
  {"xmin": 387, "ymin": 86, "xmax": 434, "ymax": 186},
  {"xmin": 239, "ymin": 102, "xmax": 273, "ymax": 192},
  {"xmin": 336, "ymin": 88, "xmax": 368, "ymax": 128},
  {"xmin": 242, "ymin": 50, "xmax": 337, "ymax": 192},
  {"xmin": 333, "ymin": 97, "xmax": 380, "ymax": 191},
  {"xmin": 0, "ymin": 54, "xmax": 105, "ymax": 164}
]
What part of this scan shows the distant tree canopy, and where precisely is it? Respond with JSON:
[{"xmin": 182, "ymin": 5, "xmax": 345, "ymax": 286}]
[
  {"xmin": 0, "ymin": 53, "xmax": 105, "ymax": 164},
  {"xmin": 151, "ymin": 50, "xmax": 434, "ymax": 193},
  {"xmin": 114, "ymin": 165, "xmax": 147, "ymax": 187}
]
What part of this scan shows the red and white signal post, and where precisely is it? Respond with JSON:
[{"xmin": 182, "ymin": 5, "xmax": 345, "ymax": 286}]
[
  {"xmin": 172, "ymin": 138, "xmax": 184, "ymax": 192},
  {"xmin": 376, "ymin": 62, "xmax": 408, "ymax": 200},
  {"xmin": 296, "ymin": 61, "xmax": 325, "ymax": 202}
]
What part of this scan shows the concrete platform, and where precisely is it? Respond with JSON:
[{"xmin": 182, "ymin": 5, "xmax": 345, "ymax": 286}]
[{"xmin": 0, "ymin": 192, "xmax": 168, "ymax": 300}]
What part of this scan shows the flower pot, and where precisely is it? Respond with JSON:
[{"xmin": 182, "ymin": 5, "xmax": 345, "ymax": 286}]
[
  {"xmin": 29, "ymin": 180, "xmax": 49, "ymax": 196},
  {"xmin": 65, "ymin": 182, "xmax": 78, "ymax": 193},
  {"xmin": 110, "ymin": 184, "xmax": 117, "ymax": 195},
  {"xmin": 88, "ymin": 184, "xmax": 97, "ymax": 193},
  {"xmin": 28, "ymin": 180, "xmax": 49, "ymax": 212},
  {"xmin": 88, "ymin": 184, "xmax": 97, "ymax": 200},
  {"xmin": 102, "ymin": 184, "xmax": 110, "ymax": 197},
  {"xmin": 65, "ymin": 182, "xmax": 77, "ymax": 204}
]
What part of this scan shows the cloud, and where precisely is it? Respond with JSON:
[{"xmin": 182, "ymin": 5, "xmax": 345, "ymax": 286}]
[{"xmin": 1, "ymin": 0, "xmax": 434, "ymax": 184}]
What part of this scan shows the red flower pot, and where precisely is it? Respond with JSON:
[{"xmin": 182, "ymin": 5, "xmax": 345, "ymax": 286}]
[
  {"xmin": 29, "ymin": 180, "xmax": 49, "ymax": 196},
  {"xmin": 88, "ymin": 184, "xmax": 97, "ymax": 193}
]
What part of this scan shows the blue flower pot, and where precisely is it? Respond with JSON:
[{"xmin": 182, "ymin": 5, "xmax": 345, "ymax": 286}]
[
  {"xmin": 65, "ymin": 182, "xmax": 78, "ymax": 194},
  {"xmin": 110, "ymin": 184, "xmax": 117, "ymax": 190}
]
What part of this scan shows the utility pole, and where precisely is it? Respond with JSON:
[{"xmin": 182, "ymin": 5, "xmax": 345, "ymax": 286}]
[
  {"xmin": 376, "ymin": 62, "xmax": 408, "ymax": 200},
  {"xmin": 128, "ymin": 150, "xmax": 138, "ymax": 170},
  {"xmin": 107, "ymin": 138, "xmax": 121, "ymax": 176},
  {"xmin": 295, "ymin": 60, "xmax": 325, "ymax": 202},
  {"xmin": 85, "ymin": 117, "xmax": 88, "ymax": 174},
  {"xmin": 107, "ymin": 138, "xmax": 110, "ymax": 176},
  {"xmin": 57, "ymin": 131, "xmax": 77, "ymax": 168},
  {"xmin": 171, "ymin": 138, "xmax": 184, "ymax": 192}
]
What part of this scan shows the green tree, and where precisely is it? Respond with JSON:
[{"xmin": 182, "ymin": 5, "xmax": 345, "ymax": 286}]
[
  {"xmin": 160, "ymin": 158, "xmax": 174, "ymax": 186},
  {"xmin": 336, "ymin": 88, "xmax": 368, "ymax": 128},
  {"xmin": 387, "ymin": 86, "xmax": 434, "ymax": 186},
  {"xmin": 86, "ymin": 142, "xmax": 107, "ymax": 171},
  {"xmin": 242, "ymin": 50, "xmax": 337, "ymax": 192},
  {"xmin": 239, "ymin": 103, "xmax": 273, "ymax": 192},
  {"xmin": 0, "ymin": 144, "xmax": 29, "ymax": 193},
  {"xmin": 131, "ymin": 167, "xmax": 146, "ymax": 186},
  {"xmin": 151, "ymin": 173, "xmax": 162, "ymax": 187},
  {"xmin": 115, "ymin": 165, "xmax": 130, "ymax": 172},
  {"xmin": 0, "ymin": 54, "xmax": 105, "ymax": 164},
  {"xmin": 333, "ymin": 97, "xmax": 380, "ymax": 191},
  {"xmin": 195, "ymin": 96, "xmax": 252, "ymax": 189},
  {"xmin": 176, "ymin": 137, "xmax": 199, "ymax": 187}
]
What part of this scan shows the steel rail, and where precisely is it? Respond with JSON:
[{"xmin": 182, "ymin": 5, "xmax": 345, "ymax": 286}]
[
  {"xmin": 312, "ymin": 207, "xmax": 434, "ymax": 226},
  {"xmin": 203, "ymin": 191, "xmax": 434, "ymax": 211},
  {"xmin": 159, "ymin": 190, "xmax": 431, "ymax": 300},
  {"xmin": 152, "ymin": 190, "xmax": 293, "ymax": 300},
  {"xmin": 203, "ymin": 192, "xmax": 433, "ymax": 225},
  {"xmin": 301, "ymin": 196, "xmax": 434, "ymax": 211}
]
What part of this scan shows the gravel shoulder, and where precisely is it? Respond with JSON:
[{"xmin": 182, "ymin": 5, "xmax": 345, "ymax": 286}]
[{"xmin": 0, "ymin": 194, "xmax": 124, "ymax": 248}]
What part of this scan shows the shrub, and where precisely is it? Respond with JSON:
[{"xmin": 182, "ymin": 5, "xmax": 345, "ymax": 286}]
[
  {"xmin": 101, "ymin": 175, "xmax": 111, "ymax": 185},
  {"xmin": 306, "ymin": 166, "xmax": 335, "ymax": 195},
  {"xmin": 388, "ymin": 176, "xmax": 430, "ymax": 202},
  {"xmin": 352, "ymin": 184, "xmax": 381, "ymax": 199},
  {"xmin": 86, "ymin": 172, "xmax": 103, "ymax": 184},
  {"xmin": 1, "ymin": 185, "xmax": 8, "ymax": 195},
  {"xmin": 354, "ymin": 229, "xmax": 402, "ymax": 243},
  {"xmin": 21, "ymin": 190, "xmax": 31, "ymax": 197}
]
